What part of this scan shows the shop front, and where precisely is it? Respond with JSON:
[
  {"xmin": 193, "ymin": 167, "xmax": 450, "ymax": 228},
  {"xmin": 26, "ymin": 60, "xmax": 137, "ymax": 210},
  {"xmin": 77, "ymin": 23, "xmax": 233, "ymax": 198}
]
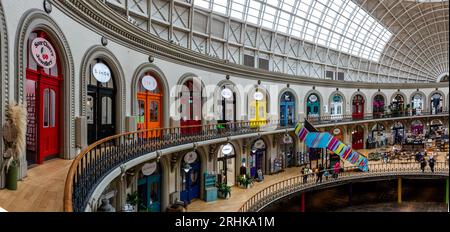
[
  {"xmin": 411, "ymin": 120, "xmax": 424, "ymax": 135},
  {"xmin": 368, "ymin": 123, "xmax": 386, "ymax": 149},
  {"xmin": 391, "ymin": 94, "xmax": 405, "ymax": 116},
  {"xmin": 411, "ymin": 94, "xmax": 423, "ymax": 116},
  {"xmin": 330, "ymin": 94, "xmax": 344, "ymax": 120},
  {"xmin": 25, "ymin": 30, "xmax": 63, "ymax": 165},
  {"xmin": 180, "ymin": 79, "xmax": 203, "ymax": 135},
  {"xmin": 137, "ymin": 72, "xmax": 162, "ymax": 133},
  {"xmin": 429, "ymin": 119, "xmax": 444, "ymax": 135},
  {"xmin": 332, "ymin": 127, "xmax": 344, "ymax": 142},
  {"xmin": 391, "ymin": 122, "xmax": 405, "ymax": 145},
  {"xmin": 250, "ymin": 88, "xmax": 267, "ymax": 127},
  {"xmin": 250, "ymin": 139, "xmax": 266, "ymax": 178},
  {"xmin": 217, "ymin": 144, "xmax": 236, "ymax": 187},
  {"xmin": 279, "ymin": 134, "xmax": 295, "ymax": 169},
  {"xmin": 430, "ymin": 93, "xmax": 443, "ymax": 115},
  {"xmin": 86, "ymin": 59, "xmax": 117, "ymax": 145},
  {"xmin": 217, "ymin": 85, "xmax": 236, "ymax": 125},
  {"xmin": 180, "ymin": 151, "xmax": 201, "ymax": 204},
  {"xmin": 307, "ymin": 94, "xmax": 320, "ymax": 118},
  {"xmin": 137, "ymin": 161, "xmax": 162, "ymax": 212},
  {"xmin": 373, "ymin": 94, "xmax": 385, "ymax": 118},
  {"xmin": 352, "ymin": 94, "xmax": 365, "ymax": 119},
  {"xmin": 280, "ymin": 91, "xmax": 296, "ymax": 126},
  {"xmin": 351, "ymin": 125, "xmax": 365, "ymax": 150}
]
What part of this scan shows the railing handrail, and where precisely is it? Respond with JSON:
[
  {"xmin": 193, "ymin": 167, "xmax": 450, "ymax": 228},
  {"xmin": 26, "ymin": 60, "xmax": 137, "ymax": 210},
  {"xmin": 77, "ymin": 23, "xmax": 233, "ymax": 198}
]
[
  {"xmin": 238, "ymin": 161, "xmax": 449, "ymax": 212},
  {"xmin": 63, "ymin": 119, "xmax": 295, "ymax": 212}
]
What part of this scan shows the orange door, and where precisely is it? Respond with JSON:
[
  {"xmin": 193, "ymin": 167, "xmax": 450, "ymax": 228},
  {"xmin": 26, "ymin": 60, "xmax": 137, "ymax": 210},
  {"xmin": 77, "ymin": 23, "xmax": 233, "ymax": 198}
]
[{"xmin": 137, "ymin": 92, "xmax": 162, "ymax": 137}]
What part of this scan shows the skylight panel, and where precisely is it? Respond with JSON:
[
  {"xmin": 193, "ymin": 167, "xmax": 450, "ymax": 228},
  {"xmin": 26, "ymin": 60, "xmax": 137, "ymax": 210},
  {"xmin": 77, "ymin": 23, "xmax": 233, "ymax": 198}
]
[
  {"xmin": 213, "ymin": 0, "xmax": 229, "ymax": 14},
  {"xmin": 230, "ymin": 0, "xmax": 246, "ymax": 20},
  {"xmin": 195, "ymin": 0, "xmax": 211, "ymax": 9},
  {"xmin": 199, "ymin": 0, "xmax": 392, "ymax": 62}
]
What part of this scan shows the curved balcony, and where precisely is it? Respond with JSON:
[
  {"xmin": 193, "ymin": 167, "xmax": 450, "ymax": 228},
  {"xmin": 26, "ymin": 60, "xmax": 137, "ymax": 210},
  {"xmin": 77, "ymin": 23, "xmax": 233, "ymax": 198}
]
[
  {"xmin": 307, "ymin": 111, "xmax": 449, "ymax": 127},
  {"xmin": 63, "ymin": 120, "xmax": 295, "ymax": 212},
  {"xmin": 239, "ymin": 161, "xmax": 449, "ymax": 212}
]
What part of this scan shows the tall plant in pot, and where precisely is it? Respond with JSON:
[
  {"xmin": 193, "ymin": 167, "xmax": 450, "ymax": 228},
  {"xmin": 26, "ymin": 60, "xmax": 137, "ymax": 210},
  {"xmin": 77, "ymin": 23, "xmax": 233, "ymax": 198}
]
[{"xmin": 2, "ymin": 103, "xmax": 27, "ymax": 190}]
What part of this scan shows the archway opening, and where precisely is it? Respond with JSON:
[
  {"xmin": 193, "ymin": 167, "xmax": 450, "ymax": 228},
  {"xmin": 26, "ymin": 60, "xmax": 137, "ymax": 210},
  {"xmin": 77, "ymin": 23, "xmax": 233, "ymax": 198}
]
[
  {"xmin": 391, "ymin": 94, "xmax": 405, "ymax": 116},
  {"xmin": 137, "ymin": 72, "xmax": 163, "ymax": 134},
  {"xmin": 217, "ymin": 143, "xmax": 236, "ymax": 187},
  {"xmin": 180, "ymin": 79, "xmax": 203, "ymax": 135},
  {"xmin": 411, "ymin": 94, "xmax": 423, "ymax": 116},
  {"xmin": 307, "ymin": 93, "xmax": 320, "ymax": 118},
  {"xmin": 330, "ymin": 94, "xmax": 344, "ymax": 120},
  {"xmin": 25, "ymin": 30, "xmax": 63, "ymax": 165},
  {"xmin": 430, "ymin": 93, "xmax": 443, "ymax": 115},
  {"xmin": 249, "ymin": 87, "xmax": 268, "ymax": 127},
  {"xmin": 137, "ymin": 161, "xmax": 162, "ymax": 212},
  {"xmin": 352, "ymin": 94, "xmax": 365, "ymax": 119},
  {"xmin": 180, "ymin": 151, "xmax": 201, "ymax": 204},
  {"xmin": 86, "ymin": 59, "xmax": 116, "ymax": 145},
  {"xmin": 217, "ymin": 84, "xmax": 236, "ymax": 124},
  {"xmin": 351, "ymin": 125, "xmax": 365, "ymax": 150},
  {"xmin": 250, "ymin": 139, "xmax": 267, "ymax": 178},
  {"xmin": 373, "ymin": 94, "xmax": 385, "ymax": 118},
  {"xmin": 280, "ymin": 91, "xmax": 296, "ymax": 126},
  {"xmin": 391, "ymin": 122, "xmax": 405, "ymax": 145},
  {"xmin": 368, "ymin": 123, "xmax": 386, "ymax": 149}
]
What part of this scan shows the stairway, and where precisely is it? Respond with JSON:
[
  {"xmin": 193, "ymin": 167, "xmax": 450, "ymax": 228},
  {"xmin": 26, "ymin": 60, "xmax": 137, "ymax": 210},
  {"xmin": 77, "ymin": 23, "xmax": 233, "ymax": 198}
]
[{"xmin": 295, "ymin": 121, "xmax": 369, "ymax": 172}]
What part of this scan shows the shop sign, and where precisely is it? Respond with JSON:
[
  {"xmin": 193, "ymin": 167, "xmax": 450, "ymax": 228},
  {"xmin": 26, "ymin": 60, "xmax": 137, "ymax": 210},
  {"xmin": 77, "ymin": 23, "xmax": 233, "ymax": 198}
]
[
  {"xmin": 184, "ymin": 152, "xmax": 198, "ymax": 164},
  {"xmin": 254, "ymin": 92, "xmax": 264, "ymax": 101},
  {"xmin": 333, "ymin": 128, "xmax": 341, "ymax": 135},
  {"xmin": 142, "ymin": 162, "xmax": 157, "ymax": 176},
  {"xmin": 254, "ymin": 140, "xmax": 265, "ymax": 149},
  {"xmin": 142, "ymin": 75, "xmax": 158, "ymax": 91},
  {"xmin": 221, "ymin": 144, "xmax": 234, "ymax": 155},
  {"xmin": 92, "ymin": 63, "xmax": 111, "ymax": 83},
  {"xmin": 221, "ymin": 88, "xmax": 233, "ymax": 99},
  {"xmin": 309, "ymin": 94, "xmax": 318, "ymax": 103},
  {"xmin": 31, "ymin": 37, "xmax": 57, "ymax": 69},
  {"xmin": 283, "ymin": 135, "xmax": 293, "ymax": 144}
]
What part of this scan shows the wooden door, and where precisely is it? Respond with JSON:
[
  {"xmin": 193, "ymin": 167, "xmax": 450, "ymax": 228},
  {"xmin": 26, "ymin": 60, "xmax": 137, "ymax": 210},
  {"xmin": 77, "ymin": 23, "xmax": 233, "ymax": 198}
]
[{"xmin": 38, "ymin": 81, "xmax": 60, "ymax": 163}]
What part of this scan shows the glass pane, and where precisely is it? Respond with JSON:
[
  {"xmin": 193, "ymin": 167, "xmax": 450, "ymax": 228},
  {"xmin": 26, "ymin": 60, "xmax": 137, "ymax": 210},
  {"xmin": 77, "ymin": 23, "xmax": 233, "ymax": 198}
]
[
  {"xmin": 26, "ymin": 80, "xmax": 37, "ymax": 152},
  {"xmin": 150, "ymin": 101, "xmax": 159, "ymax": 122},
  {"xmin": 50, "ymin": 89, "xmax": 56, "ymax": 127},
  {"xmin": 150, "ymin": 181, "xmax": 159, "ymax": 203},
  {"xmin": 101, "ymin": 97, "xmax": 112, "ymax": 125},
  {"xmin": 138, "ymin": 100, "xmax": 145, "ymax": 123},
  {"xmin": 43, "ymin": 89, "xmax": 49, "ymax": 128},
  {"xmin": 87, "ymin": 95, "xmax": 95, "ymax": 125}
]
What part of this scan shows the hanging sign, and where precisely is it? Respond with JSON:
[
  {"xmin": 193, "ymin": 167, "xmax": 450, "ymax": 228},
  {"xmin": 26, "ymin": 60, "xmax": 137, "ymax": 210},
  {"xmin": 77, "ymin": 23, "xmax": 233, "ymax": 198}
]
[
  {"xmin": 309, "ymin": 95, "xmax": 318, "ymax": 103},
  {"xmin": 142, "ymin": 75, "xmax": 158, "ymax": 91},
  {"xmin": 333, "ymin": 128, "xmax": 341, "ymax": 135},
  {"xmin": 221, "ymin": 88, "xmax": 233, "ymax": 99},
  {"xmin": 283, "ymin": 134, "xmax": 293, "ymax": 144},
  {"xmin": 254, "ymin": 92, "xmax": 264, "ymax": 101},
  {"xmin": 222, "ymin": 144, "xmax": 234, "ymax": 155},
  {"xmin": 92, "ymin": 63, "xmax": 111, "ymax": 83},
  {"xmin": 184, "ymin": 152, "xmax": 198, "ymax": 164},
  {"xmin": 253, "ymin": 140, "xmax": 265, "ymax": 149},
  {"xmin": 31, "ymin": 37, "xmax": 57, "ymax": 69},
  {"xmin": 142, "ymin": 162, "xmax": 157, "ymax": 176}
]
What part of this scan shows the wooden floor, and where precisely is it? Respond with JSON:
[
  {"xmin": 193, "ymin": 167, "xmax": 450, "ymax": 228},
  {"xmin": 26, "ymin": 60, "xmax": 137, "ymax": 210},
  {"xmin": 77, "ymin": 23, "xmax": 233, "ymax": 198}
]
[{"xmin": 0, "ymin": 159, "xmax": 72, "ymax": 212}]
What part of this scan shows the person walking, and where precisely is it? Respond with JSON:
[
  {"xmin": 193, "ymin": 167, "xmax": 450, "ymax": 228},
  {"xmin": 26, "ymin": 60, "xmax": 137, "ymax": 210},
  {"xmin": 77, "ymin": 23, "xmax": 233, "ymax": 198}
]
[
  {"xmin": 333, "ymin": 162, "xmax": 341, "ymax": 180},
  {"xmin": 428, "ymin": 156, "xmax": 436, "ymax": 173},
  {"xmin": 420, "ymin": 157, "xmax": 427, "ymax": 173},
  {"xmin": 316, "ymin": 164, "xmax": 324, "ymax": 183},
  {"xmin": 302, "ymin": 167, "xmax": 308, "ymax": 184},
  {"xmin": 383, "ymin": 152, "xmax": 389, "ymax": 164}
]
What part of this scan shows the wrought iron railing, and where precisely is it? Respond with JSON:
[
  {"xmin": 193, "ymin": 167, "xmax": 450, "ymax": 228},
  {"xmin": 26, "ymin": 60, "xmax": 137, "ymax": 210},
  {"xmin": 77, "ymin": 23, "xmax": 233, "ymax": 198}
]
[
  {"xmin": 64, "ymin": 120, "xmax": 296, "ymax": 212},
  {"xmin": 307, "ymin": 111, "xmax": 449, "ymax": 125},
  {"xmin": 238, "ymin": 161, "xmax": 449, "ymax": 212}
]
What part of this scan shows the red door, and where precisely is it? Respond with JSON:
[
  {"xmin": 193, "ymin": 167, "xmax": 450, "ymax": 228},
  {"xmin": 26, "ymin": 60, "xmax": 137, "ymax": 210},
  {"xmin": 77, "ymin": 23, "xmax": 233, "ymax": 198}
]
[
  {"xmin": 352, "ymin": 128, "xmax": 364, "ymax": 150},
  {"xmin": 352, "ymin": 95, "xmax": 364, "ymax": 120},
  {"xmin": 25, "ymin": 31, "xmax": 62, "ymax": 165},
  {"xmin": 39, "ymin": 81, "xmax": 60, "ymax": 162}
]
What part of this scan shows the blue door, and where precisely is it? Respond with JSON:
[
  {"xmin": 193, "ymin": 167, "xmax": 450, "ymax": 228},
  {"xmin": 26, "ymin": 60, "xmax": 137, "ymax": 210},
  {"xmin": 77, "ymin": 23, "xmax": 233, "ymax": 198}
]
[
  {"xmin": 137, "ymin": 174, "xmax": 161, "ymax": 212},
  {"xmin": 280, "ymin": 102, "xmax": 295, "ymax": 126},
  {"xmin": 180, "ymin": 161, "xmax": 200, "ymax": 203},
  {"xmin": 250, "ymin": 150, "xmax": 264, "ymax": 178}
]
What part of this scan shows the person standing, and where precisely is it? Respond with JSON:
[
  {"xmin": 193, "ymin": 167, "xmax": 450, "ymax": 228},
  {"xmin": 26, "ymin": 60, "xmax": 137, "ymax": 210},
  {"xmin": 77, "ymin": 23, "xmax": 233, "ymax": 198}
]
[
  {"xmin": 316, "ymin": 165, "xmax": 324, "ymax": 183},
  {"xmin": 302, "ymin": 167, "xmax": 308, "ymax": 184},
  {"xmin": 333, "ymin": 162, "xmax": 341, "ymax": 180},
  {"xmin": 428, "ymin": 156, "xmax": 436, "ymax": 173},
  {"xmin": 420, "ymin": 157, "xmax": 427, "ymax": 173}
]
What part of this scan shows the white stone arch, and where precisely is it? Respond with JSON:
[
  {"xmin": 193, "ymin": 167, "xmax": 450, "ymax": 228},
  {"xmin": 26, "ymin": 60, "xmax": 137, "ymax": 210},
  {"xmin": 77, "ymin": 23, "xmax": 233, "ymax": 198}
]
[
  {"xmin": 15, "ymin": 10, "xmax": 76, "ymax": 166},
  {"xmin": 131, "ymin": 63, "xmax": 170, "ymax": 128},
  {"xmin": 278, "ymin": 87, "xmax": 299, "ymax": 122},
  {"xmin": 328, "ymin": 90, "xmax": 347, "ymax": 115},
  {"xmin": 350, "ymin": 91, "xmax": 368, "ymax": 115},
  {"xmin": 428, "ymin": 90, "xmax": 446, "ymax": 114},
  {"xmin": 80, "ymin": 45, "xmax": 126, "ymax": 141},
  {"xmin": 410, "ymin": 90, "xmax": 428, "ymax": 112},
  {"xmin": 214, "ymin": 80, "xmax": 242, "ymax": 121},
  {"xmin": 304, "ymin": 89, "xmax": 324, "ymax": 117}
]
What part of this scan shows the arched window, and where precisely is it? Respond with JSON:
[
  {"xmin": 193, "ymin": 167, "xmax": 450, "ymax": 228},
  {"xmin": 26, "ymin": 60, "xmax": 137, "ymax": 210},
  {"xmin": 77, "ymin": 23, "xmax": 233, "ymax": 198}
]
[
  {"xmin": 352, "ymin": 94, "xmax": 365, "ymax": 119},
  {"xmin": 217, "ymin": 84, "xmax": 236, "ymax": 123},
  {"xmin": 411, "ymin": 94, "xmax": 423, "ymax": 116},
  {"xmin": 373, "ymin": 94, "xmax": 385, "ymax": 118},
  {"xmin": 307, "ymin": 94, "xmax": 320, "ymax": 118}
]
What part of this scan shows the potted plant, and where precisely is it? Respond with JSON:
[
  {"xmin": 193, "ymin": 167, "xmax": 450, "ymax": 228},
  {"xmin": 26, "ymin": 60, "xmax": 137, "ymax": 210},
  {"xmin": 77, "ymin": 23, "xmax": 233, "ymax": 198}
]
[
  {"xmin": 238, "ymin": 175, "xmax": 253, "ymax": 189},
  {"xmin": 2, "ymin": 103, "xmax": 26, "ymax": 191},
  {"xmin": 124, "ymin": 191, "xmax": 140, "ymax": 212},
  {"xmin": 217, "ymin": 183, "xmax": 231, "ymax": 199}
]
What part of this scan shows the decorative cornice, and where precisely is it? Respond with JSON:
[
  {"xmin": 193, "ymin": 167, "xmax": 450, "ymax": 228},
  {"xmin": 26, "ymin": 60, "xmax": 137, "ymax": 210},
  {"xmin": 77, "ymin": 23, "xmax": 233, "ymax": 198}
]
[{"xmin": 52, "ymin": 0, "xmax": 449, "ymax": 90}]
